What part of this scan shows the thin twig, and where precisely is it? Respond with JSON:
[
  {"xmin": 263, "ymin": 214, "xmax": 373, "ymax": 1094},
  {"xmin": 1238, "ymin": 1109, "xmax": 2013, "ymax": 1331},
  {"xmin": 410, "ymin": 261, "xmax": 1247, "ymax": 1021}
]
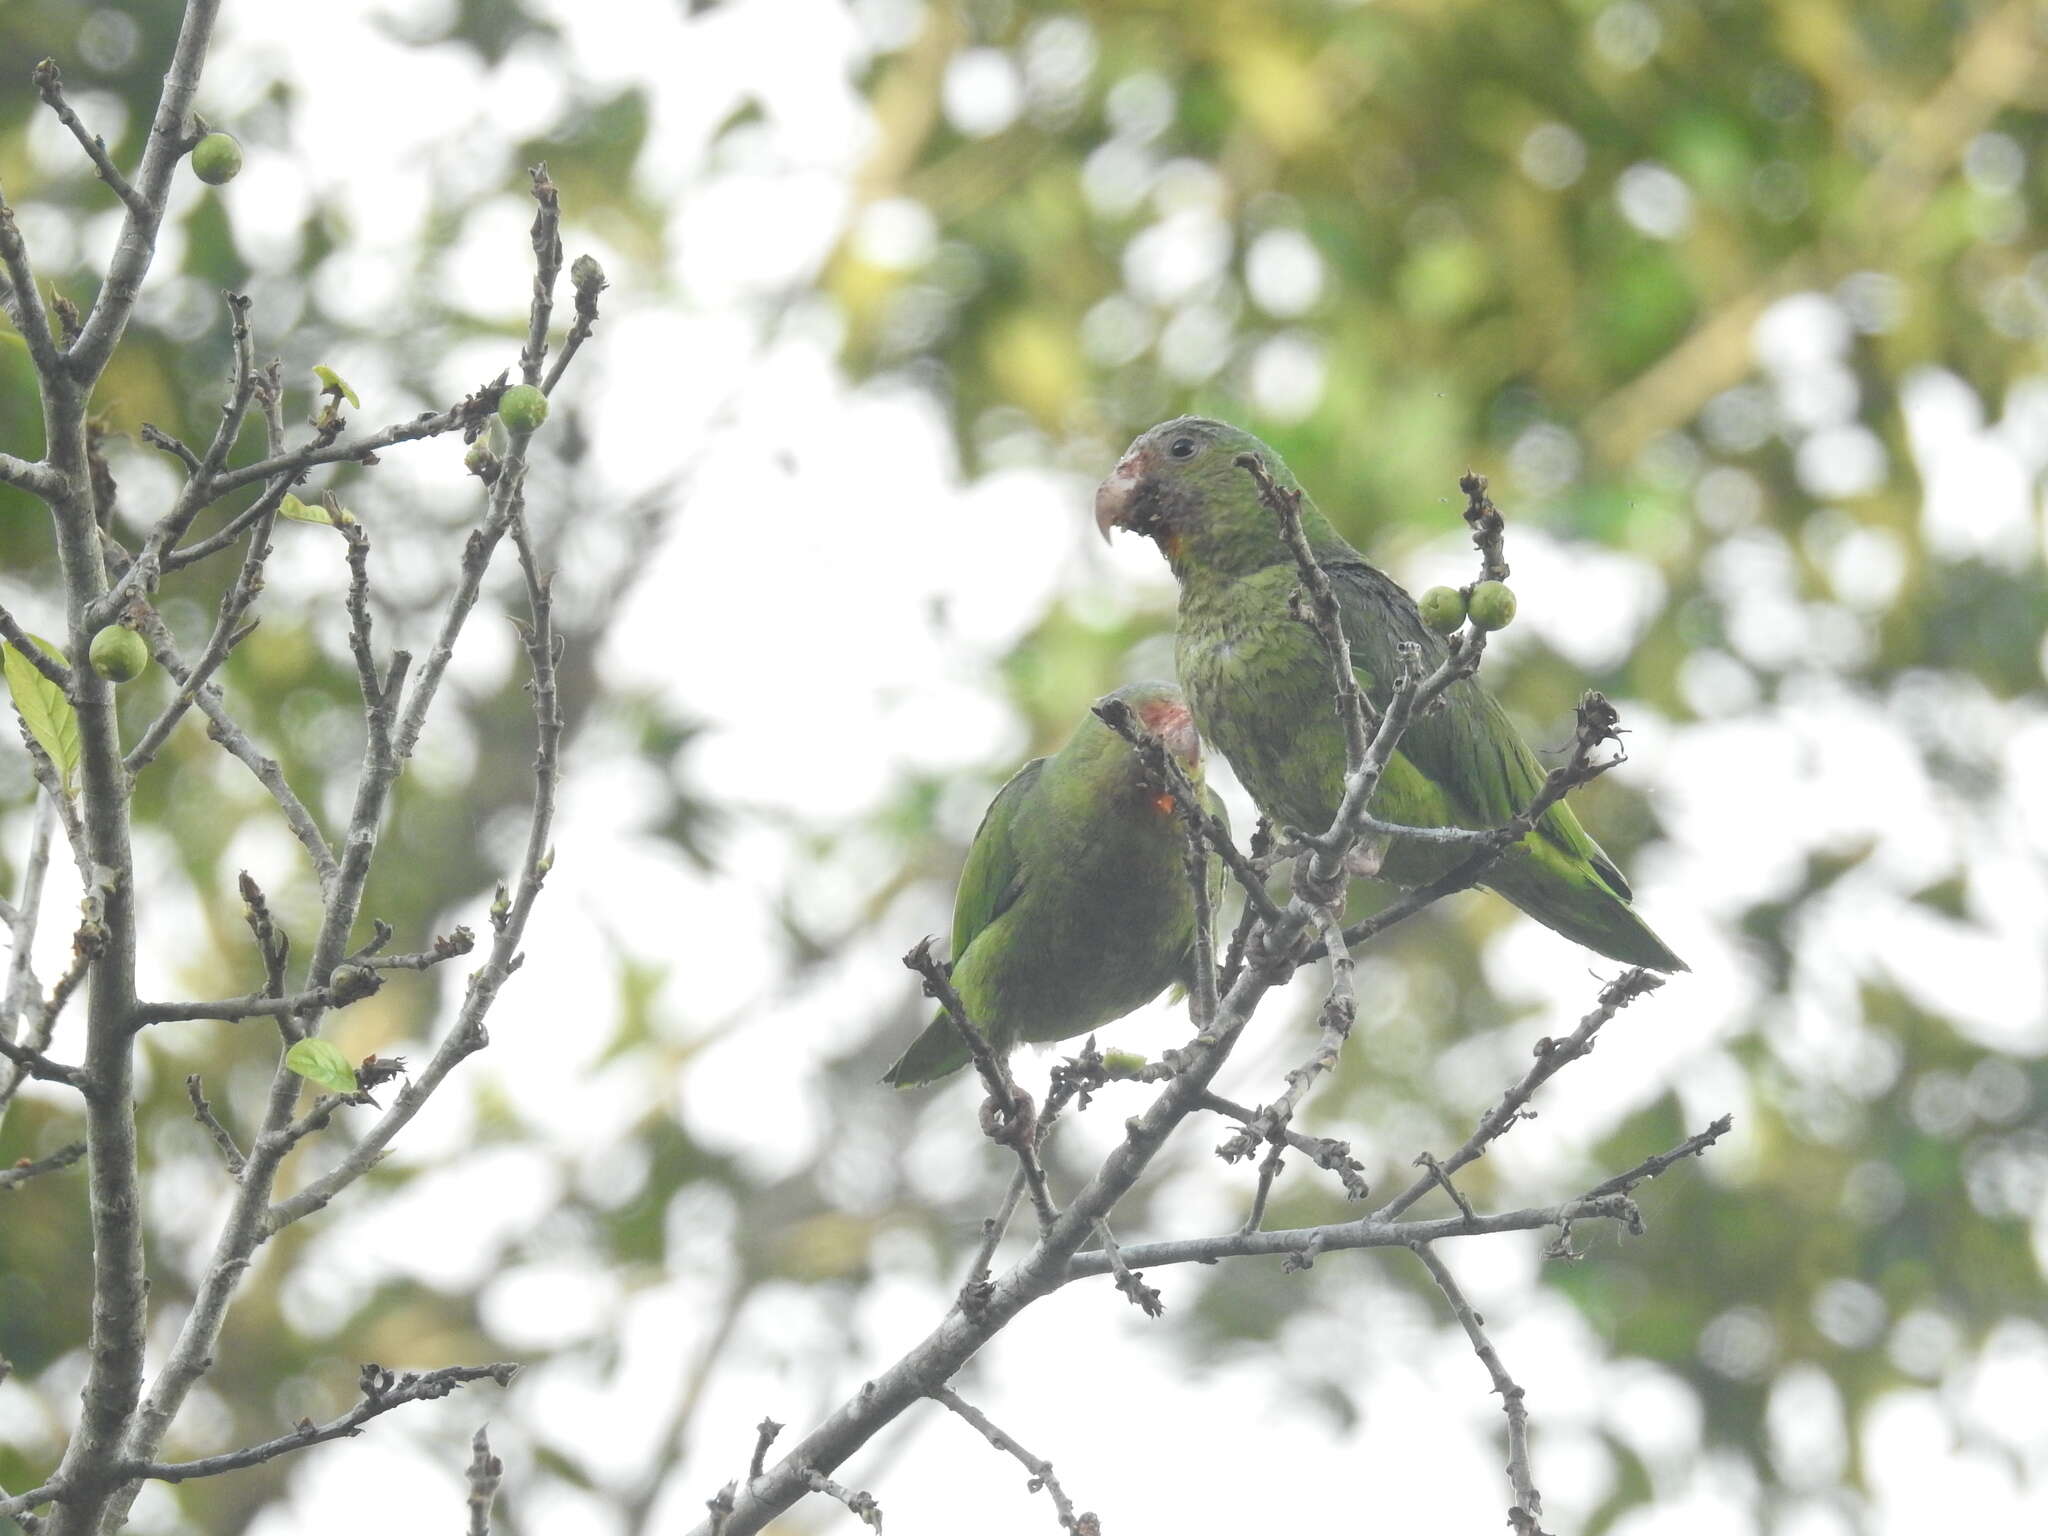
[
  {"xmin": 1196, "ymin": 1091, "xmax": 1367, "ymax": 1198},
  {"xmin": 1090, "ymin": 1218, "xmax": 1163, "ymax": 1317},
  {"xmin": 1373, "ymin": 968, "xmax": 1664, "ymax": 1223},
  {"xmin": 466, "ymin": 1427, "xmax": 504, "ymax": 1536},
  {"xmin": 801, "ymin": 1467, "xmax": 883, "ymax": 1530},
  {"xmin": 1580, "ymin": 1114, "xmax": 1734, "ymax": 1200},
  {"xmin": 931, "ymin": 1387, "xmax": 1093, "ymax": 1534},
  {"xmin": 0, "ymin": 612, "xmax": 75, "ymax": 692},
  {"xmin": 0, "ymin": 1141, "xmax": 87, "ymax": 1192},
  {"xmin": 1236, "ymin": 451, "xmax": 1373, "ymax": 770},
  {"xmin": 32, "ymin": 59, "xmax": 143, "ymax": 212},
  {"xmin": 119, "ymin": 1362, "xmax": 518, "ymax": 1485},
  {"xmin": 520, "ymin": 165, "xmax": 562, "ymax": 386},
  {"xmin": 1412, "ymin": 1243, "xmax": 1548, "ymax": 1534},
  {"xmin": 184, "ymin": 1075, "xmax": 244, "ymax": 1178},
  {"xmin": 901, "ymin": 937, "xmax": 1058, "ymax": 1230}
]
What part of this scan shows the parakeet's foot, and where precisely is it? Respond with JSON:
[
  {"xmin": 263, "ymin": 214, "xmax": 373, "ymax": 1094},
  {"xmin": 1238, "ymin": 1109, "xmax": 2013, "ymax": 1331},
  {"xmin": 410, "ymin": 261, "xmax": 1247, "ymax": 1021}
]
[
  {"xmin": 1343, "ymin": 837, "xmax": 1387, "ymax": 879},
  {"xmin": 979, "ymin": 1086, "xmax": 1037, "ymax": 1148}
]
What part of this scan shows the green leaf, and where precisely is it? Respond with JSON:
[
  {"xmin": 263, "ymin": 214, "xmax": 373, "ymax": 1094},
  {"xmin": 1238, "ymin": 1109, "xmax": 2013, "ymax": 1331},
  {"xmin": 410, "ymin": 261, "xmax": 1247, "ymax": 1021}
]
[
  {"xmin": 277, "ymin": 492, "xmax": 355, "ymax": 530},
  {"xmin": 311, "ymin": 365, "xmax": 359, "ymax": 408},
  {"xmin": 285, "ymin": 1038, "xmax": 358, "ymax": 1096},
  {"xmin": 3, "ymin": 634, "xmax": 80, "ymax": 795}
]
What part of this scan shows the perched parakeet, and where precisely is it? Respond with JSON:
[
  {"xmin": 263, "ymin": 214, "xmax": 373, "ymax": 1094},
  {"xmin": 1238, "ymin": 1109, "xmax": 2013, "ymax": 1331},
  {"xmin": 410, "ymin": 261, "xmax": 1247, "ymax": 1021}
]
[
  {"xmin": 1095, "ymin": 417, "xmax": 1684, "ymax": 973},
  {"xmin": 884, "ymin": 681, "xmax": 1229, "ymax": 1087}
]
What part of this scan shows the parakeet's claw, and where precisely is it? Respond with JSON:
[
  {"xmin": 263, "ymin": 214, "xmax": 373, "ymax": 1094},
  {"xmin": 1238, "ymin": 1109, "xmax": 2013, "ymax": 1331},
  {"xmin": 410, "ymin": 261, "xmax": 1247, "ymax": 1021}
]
[
  {"xmin": 1343, "ymin": 837, "xmax": 1387, "ymax": 879},
  {"xmin": 979, "ymin": 1086, "xmax": 1037, "ymax": 1148}
]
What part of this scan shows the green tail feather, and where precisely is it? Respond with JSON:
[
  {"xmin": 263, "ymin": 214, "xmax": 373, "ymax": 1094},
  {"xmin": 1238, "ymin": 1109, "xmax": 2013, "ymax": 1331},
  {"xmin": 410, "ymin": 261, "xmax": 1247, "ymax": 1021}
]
[
  {"xmin": 1483, "ymin": 848, "xmax": 1687, "ymax": 972},
  {"xmin": 882, "ymin": 1013, "xmax": 973, "ymax": 1087}
]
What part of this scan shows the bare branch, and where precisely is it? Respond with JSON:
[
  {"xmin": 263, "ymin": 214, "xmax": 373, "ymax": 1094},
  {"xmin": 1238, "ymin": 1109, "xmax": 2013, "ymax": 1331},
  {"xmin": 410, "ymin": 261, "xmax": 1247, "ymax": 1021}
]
[
  {"xmin": 932, "ymin": 1387, "xmax": 1093, "ymax": 1535},
  {"xmin": 542, "ymin": 253, "xmax": 607, "ymax": 396},
  {"xmin": 1412, "ymin": 1243, "xmax": 1548, "ymax": 1534},
  {"xmin": 1373, "ymin": 968, "xmax": 1664, "ymax": 1224},
  {"xmin": 1065, "ymin": 1193, "xmax": 1644, "ymax": 1283},
  {"xmin": 123, "ymin": 503, "xmax": 272, "ymax": 774},
  {"xmin": 1090, "ymin": 1218, "xmax": 1163, "ymax": 1317},
  {"xmin": 0, "ymin": 795, "xmax": 59, "ymax": 1118},
  {"xmin": 134, "ymin": 966, "xmax": 380, "ymax": 1026},
  {"xmin": 0, "ymin": 451, "xmax": 63, "ymax": 499},
  {"xmin": 902, "ymin": 937, "xmax": 1057, "ymax": 1230},
  {"xmin": 0, "ymin": 1140, "xmax": 86, "ymax": 1192},
  {"xmin": 466, "ymin": 1427, "xmax": 504, "ymax": 1536},
  {"xmin": 0, "ymin": 191, "xmax": 61, "ymax": 377},
  {"xmin": 184, "ymin": 1075, "xmax": 244, "ymax": 1178},
  {"xmin": 520, "ymin": 165, "xmax": 562, "ymax": 386},
  {"xmin": 0, "ymin": 1034, "xmax": 90, "ymax": 1092},
  {"xmin": 1580, "ymin": 1114, "xmax": 1734, "ymax": 1201},
  {"xmin": 1196, "ymin": 1091, "xmax": 1367, "ymax": 1199},
  {"xmin": 118, "ymin": 1362, "xmax": 518, "ymax": 1486},
  {"xmin": 800, "ymin": 1467, "xmax": 883, "ymax": 1530},
  {"xmin": 32, "ymin": 59, "xmax": 145, "ymax": 213},
  {"xmin": 131, "ymin": 605, "xmax": 337, "ymax": 884},
  {"xmin": 1461, "ymin": 472, "xmax": 1511, "ymax": 584},
  {"xmin": 0, "ymin": 613, "xmax": 76, "ymax": 693},
  {"xmin": 67, "ymin": 0, "xmax": 225, "ymax": 381}
]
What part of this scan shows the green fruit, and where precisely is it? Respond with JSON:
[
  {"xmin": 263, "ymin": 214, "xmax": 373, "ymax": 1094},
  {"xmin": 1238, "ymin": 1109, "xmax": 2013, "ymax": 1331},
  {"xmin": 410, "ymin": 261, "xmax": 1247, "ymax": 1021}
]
[
  {"xmin": 1418, "ymin": 585, "xmax": 1466, "ymax": 634},
  {"xmin": 89, "ymin": 625, "xmax": 149, "ymax": 683},
  {"xmin": 1467, "ymin": 580, "xmax": 1517, "ymax": 631},
  {"xmin": 190, "ymin": 132, "xmax": 243, "ymax": 185},
  {"xmin": 497, "ymin": 384, "xmax": 549, "ymax": 435}
]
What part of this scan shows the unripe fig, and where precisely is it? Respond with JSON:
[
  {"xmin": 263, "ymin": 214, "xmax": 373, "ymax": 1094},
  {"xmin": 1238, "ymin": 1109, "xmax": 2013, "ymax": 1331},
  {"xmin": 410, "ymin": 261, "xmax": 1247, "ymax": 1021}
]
[
  {"xmin": 1467, "ymin": 580, "xmax": 1517, "ymax": 631},
  {"xmin": 497, "ymin": 384, "xmax": 549, "ymax": 434},
  {"xmin": 1418, "ymin": 585, "xmax": 1466, "ymax": 635},
  {"xmin": 89, "ymin": 625, "xmax": 149, "ymax": 682},
  {"xmin": 191, "ymin": 132, "xmax": 243, "ymax": 185}
]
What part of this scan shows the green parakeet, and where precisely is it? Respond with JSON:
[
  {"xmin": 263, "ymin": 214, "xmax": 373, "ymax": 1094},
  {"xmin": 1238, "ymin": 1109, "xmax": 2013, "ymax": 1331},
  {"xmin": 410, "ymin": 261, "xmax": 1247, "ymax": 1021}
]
[
  {"xmin": 884, "ymin": 681, "xmax": 1229, "ymax": 1087},
  {"xmin": 1095, "ymin": 417, "xmax": 1684, "ymax": 973}
]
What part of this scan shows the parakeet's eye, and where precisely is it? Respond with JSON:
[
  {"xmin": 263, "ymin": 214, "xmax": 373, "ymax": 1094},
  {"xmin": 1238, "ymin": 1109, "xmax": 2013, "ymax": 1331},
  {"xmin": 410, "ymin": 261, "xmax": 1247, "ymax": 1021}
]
[{"xmin": 1169, "ymin": 436, "xmax": 1197, "ymax": 459}]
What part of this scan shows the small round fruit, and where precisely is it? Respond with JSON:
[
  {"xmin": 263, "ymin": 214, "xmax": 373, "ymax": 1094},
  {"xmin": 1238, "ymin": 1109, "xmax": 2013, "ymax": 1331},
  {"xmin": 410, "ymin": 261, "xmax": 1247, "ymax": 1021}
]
[
  {"xmin": 497, "ymin": 384, "xmax": 549, "ymax": 435},
  {"xmin": 1418, "ymin": 585, "xmax": 1466, "ymax": 634},
  {"xmin": 89, "ymin": 625, "xmax": 149, "ymax": 683},
  {"xmin": 1467, "ymin": 580, "xmax": 1518, "ymax": 632},
  {"xmin": 190, "ymin": 132, "xmax": 243, "ymax": 186}
]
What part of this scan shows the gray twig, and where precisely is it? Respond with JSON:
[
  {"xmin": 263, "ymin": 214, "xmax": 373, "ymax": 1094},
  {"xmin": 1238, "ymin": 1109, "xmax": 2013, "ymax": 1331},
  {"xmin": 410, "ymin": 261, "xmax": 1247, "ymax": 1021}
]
[
  {"xmin": 466, "ymin": 1427, "xmax": 504, "ymax": 1536},
  {"xmin": 118, "ymin": 1362, "xmax": 518, "ymax": 1486},
  {"xmin": 1412, "ymin": 1243, "xmax": 1548, "ymax": 1534},
  {"xmin": 1373, "ymin": 968, "xmax": 1664, "ymax": 1223},
  {"xmin": 32, "ymin": 58, "xmax": 144, "ymax": 213},
  {"xmin": 931, "ymin": 1387, "xmax": 1093, "ymax": 1534},
  {"xmin": 0, "ymin": 1140, "xmax": 86, "ymax": 1192},
  {"xmin": 902, "ymin": 937, "xmax": 1057, "ymax": 1230},
  {"xmin": 184, "ymin": 1075, "xmax": 244, "ymax": 1178},
  {"xmin": 801, "ymin": 1467, "xmax": 883, "ymax": 1530}
]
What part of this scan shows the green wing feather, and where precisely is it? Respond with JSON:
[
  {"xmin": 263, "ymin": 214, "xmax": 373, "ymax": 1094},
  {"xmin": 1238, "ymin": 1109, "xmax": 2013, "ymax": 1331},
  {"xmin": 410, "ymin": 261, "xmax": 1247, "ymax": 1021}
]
[
  {"xmin": 1326, "ymin": 559, "xmax": 1682, "ymax": 970},
  {"xmin": 949, "ymin": 756, "xmax": 1042, "ymax": 960}
]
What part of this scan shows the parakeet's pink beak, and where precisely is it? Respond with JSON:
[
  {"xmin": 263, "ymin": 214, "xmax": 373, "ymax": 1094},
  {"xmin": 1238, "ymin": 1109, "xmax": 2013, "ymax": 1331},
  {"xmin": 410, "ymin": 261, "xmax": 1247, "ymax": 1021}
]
[{"xmin": 1094, "ymin": 451, "xmax": 1144, "ymax": 544}]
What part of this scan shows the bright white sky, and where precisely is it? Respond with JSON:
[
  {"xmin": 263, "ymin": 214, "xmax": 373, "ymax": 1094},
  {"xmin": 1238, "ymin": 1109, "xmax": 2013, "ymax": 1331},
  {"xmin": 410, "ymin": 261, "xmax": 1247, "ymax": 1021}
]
[{"xmin": 4, "ymin": 1, "xmax": 2047, "ymax": 1532}]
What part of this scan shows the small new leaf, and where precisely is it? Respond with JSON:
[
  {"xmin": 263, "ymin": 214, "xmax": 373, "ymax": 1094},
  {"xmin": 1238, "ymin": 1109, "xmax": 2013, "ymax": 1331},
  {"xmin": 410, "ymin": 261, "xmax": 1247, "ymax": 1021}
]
[
  {"xmin": 285, "ymin": 1038, "xmax": 358, "ymax": 1096},
  {"xmin": 4, "ymin": 635, "xmax": 81, "ymax": 794},
  {"xmin": 311, "ymin": 365, "xmax": 360, "ymax": 408},
  {"xmin": 277, "ymin": 493, "xmax": 355, "ymax": 531}
]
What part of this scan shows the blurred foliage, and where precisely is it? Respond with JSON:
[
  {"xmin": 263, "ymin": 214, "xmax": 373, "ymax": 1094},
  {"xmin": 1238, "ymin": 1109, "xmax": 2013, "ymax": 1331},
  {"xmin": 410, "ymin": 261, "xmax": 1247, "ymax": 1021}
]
[{"xmin": 2, "ymin": 0, "xmax": 2046, "ymax": 1532}]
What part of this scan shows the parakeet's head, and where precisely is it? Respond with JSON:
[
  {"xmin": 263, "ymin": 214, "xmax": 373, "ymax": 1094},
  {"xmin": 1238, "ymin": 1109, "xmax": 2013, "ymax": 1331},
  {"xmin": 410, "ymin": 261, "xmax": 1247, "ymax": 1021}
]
[
  {"xmin": 1079, "ymin": 680, "xmax": 1205, "ymax": 819},
  {"xmin": 1095, "ymin": 416, "xmax": 1326, "ymax": 579}
]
